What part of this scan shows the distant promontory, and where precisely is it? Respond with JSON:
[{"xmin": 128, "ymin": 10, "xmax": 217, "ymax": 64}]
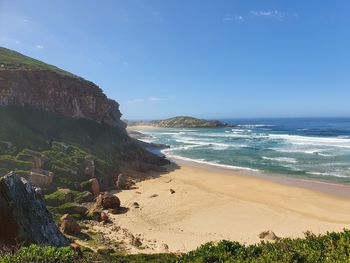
[{"xmin": 149, "ymin": 116, "xmax": 235, "ymax": 128}]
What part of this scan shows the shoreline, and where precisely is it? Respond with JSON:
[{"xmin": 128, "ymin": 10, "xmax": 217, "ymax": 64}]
[
  {"xmin": 106, "ymin": 127, "xmax": 350, "ymax": 252},
  {"xmin": 171, "ymin": 156, "xmax": 350, "ymax": 199},
  {"xmin": 128, "ymin": 125, "xmax": 350, "ymax": 198},
  {"xmin": 105, "ymin": 160, "xmax": 350, "ymax": 253}
]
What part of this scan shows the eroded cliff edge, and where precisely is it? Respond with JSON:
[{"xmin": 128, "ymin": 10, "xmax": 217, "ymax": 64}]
[{"xmin": 0, "ymin": 69, "xmax": 125, "ymax": 129}]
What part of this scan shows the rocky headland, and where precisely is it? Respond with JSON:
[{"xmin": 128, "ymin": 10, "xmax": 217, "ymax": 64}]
[{"xmin": 148, "ymin": 116, "xmax": 235, "ymax": 128}]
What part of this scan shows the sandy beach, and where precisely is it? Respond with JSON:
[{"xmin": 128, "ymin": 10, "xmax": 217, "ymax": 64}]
[{"xmin": 93, "ymin": 155, "xmax": 350, "ymax": 253}]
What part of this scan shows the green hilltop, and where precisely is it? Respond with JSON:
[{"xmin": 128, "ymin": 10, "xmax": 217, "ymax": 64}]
[
  {"xmin": 0, "ymin": 46, "xmax": 74, "ymax": 77},
  {"xmin": 151, "ymin": 116, "xmax": 231, "ymax": 128}
]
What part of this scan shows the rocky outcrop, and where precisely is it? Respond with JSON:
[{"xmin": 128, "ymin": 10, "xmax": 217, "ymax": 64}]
[
  {"xmin": 60, "ymin": 214, "xmax": 81, "ymax": 235},
  {"xmin": 29, "ymin": 170, "xmax": 54, "ymax": 188},
  {"xmin": 0, "ymin": 172, "xmax": 69, "ymax": 246},
  {"xmin": 0, "ymin": 69, "xmax": 125, "ymax": 129}
]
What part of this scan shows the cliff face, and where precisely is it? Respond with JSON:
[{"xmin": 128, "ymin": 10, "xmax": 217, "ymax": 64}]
[{"xmin": 0, "ymin": 69, "xmax": 125, "ymax": 129}]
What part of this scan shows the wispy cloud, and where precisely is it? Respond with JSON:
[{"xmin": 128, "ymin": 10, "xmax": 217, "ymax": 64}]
[
  {"xmin": 125, "ymin": 98, "xmax": 144, "ymax": 104},
  {"xmin": 223, "ymin": 10, "xmax": 288, "ymax": 23},
  {"xmin": 125, "ymin": 96, "xmax": 169, "ymax": 105},
  {"xmin": 222, "ymin": 14, "xmax": 244, "ymax": 22},
  {"xmin": 250, "ymin": 10, "xmax": 284, "ymax": 19},
  {"xmin": 149, "ymin": 96, "xmax": 166, "ymax": 102},
  {"xmin": 36, "ymin": 44, "xmax": 44, "ymax": 49}
]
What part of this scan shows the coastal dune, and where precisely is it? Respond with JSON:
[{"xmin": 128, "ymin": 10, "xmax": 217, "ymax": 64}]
[{"xmin": 105, "ymin": 159, "xmax": 350, "ymax": 253}]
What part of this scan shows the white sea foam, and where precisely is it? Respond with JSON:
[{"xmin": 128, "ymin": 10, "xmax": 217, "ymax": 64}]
[
  {"xmin": 237, "ymin": 124, "xmax": 275, "ymax": 128},
  {"xmin": 262, "ymin": 156, "xmax": 298, "ymax": 163},
  {"xmin": 307, "ymin": 171, "xmax": 349, "ymax": 178},
  {"xmin": 174, "ymin": 138, "xmax": 230, "ymax": 148},
  {"xmin": 268, "ymin": 134, "xmax": 350, "ymax": 148},
  {"xmin": 166, "ymin": 154, "xmax": 260, "ymax": 172}
]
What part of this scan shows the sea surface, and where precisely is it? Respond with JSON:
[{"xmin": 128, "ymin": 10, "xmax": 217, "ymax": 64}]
[{"xmin": 139, "ymin": 118, "xmax": 350, "ymax": 184}]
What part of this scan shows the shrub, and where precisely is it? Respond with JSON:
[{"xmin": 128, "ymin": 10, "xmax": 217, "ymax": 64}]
[{"xmin": 0, "ymin": 244, "xmax": 77, "ymax": 263}]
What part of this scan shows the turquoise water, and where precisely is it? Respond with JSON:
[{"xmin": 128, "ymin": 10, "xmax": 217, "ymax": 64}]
[{"xmin": 138, "ymin": 118, "xmax": 350, "ymax": 184}]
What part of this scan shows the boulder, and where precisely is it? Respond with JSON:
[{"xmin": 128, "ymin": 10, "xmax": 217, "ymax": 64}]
[
  {"xmin": 77, "ymin": 191, "xmax": 94, "ymax": 203},
  {"xmin": 29, "ymin": 171, "xmax": 54, "ymax": 188},
  {"xmin": 60, "ymin": 214, "xmax": 81, "ymax": 235},
  {"xmin": 87, "ymin": 193, "xmax": 121, "ymax": 220},
  {"xmin": 96, "ymin": 193, "xmax": 120, "ymax": 209},
  {"xmin": 89, "ymin": 178, "xmax": 100, "ymax": 196},
  {"xmin": 0, "ymin": 172, "xmax": 69, "ymax": 246},
  {"xmin": 258, "ymin": 230, "xmax": 280, "ymax": 241},
  {"xmin": 116, "ymin": 173, "xmax": 127, "ymax": 190}
]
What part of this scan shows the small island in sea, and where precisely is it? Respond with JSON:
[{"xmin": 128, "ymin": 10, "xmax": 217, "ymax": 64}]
[{"xmin": 128, "ymin": 116, "xmax": 235, "ymax": 128}]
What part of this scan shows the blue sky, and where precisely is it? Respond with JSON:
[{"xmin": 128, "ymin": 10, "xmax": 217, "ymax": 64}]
[{"xmin": 1, "ymin": 1, "xmax": 349, "ymax": 119}]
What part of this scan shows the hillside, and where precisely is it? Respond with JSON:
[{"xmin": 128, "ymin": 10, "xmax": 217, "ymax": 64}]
[
  {"xmin": 0, "ymin": 46, "xmax": 169, "ymax": 184},
  {"xmin": 0, "ymin": 48, "xmax": 169, "ymax": 248},
  {"xmin": 151, "ymin": 116, "xmax": 232, "ymax": 128},
  {"xmin": 0, "ymin": 47, "xmax": 74, "ymax": 77}
]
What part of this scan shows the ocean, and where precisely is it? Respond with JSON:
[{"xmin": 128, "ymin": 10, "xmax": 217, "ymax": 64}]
[{"xmin": 138, "ymin": 118, "xmax": 350, "ymax": 184}]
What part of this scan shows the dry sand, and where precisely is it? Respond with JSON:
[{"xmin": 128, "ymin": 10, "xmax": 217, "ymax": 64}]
[
  {"xmin": 126, "ymin": 125, "xmax": 159, "ymax": 130},
  {"xmin": 96, "ymin": 159, "xmax": 350, "ymax": 253}
]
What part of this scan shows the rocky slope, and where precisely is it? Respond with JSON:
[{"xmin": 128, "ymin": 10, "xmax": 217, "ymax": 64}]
[{"xmin": 151, "ymin": 116, "xmax": 234, "ymax": 128}]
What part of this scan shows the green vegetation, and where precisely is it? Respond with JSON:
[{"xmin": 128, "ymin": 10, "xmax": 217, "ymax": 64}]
[
  {"xmin": 0, "ymin": 244, "xmax": 77, "ymax": 263},
  {"xmin": 151, "ymin": 116, "xmax": 230, "ymax": 128},
  {"xmin": 0, "ymin": 105, "xmax": 128, "ymax": 184},
  {"xmin": 0, "ymin": 244, "xmax": 178, "ymax": 263},
  {"xmin": 0, "ymin": 46, "xmax": 75, "ymax": 77},
  {"xmin": 2, "ymin": 230, "xmax": 350, "ymax": 262},
  {"xmin": 0, "ymin": 105, "xmax": 135, "ymax": 220}
]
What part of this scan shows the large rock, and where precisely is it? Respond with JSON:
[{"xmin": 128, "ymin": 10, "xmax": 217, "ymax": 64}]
[
  {"xmin": 258, "ymin": 230, "xmax": 280, "ymax": 241},
  {"xmin": 29, "ymin": 171, "xmax": 54, "ymax": 188},
  {"xmin": 96, "ymin": 193, "xmax": 120, "ymax": 209},
  {"xmin": 60, "ymin": 214, "xmax": 81, "ymax": 235},
  {"xmin": 89, "ymin": 178, "xmax": 100, "ymax": 196},
  {"xmin": 0, "ymin": 172, "xmax": 69, "ymax": 246},
  {"xmin": 116, "ymin": 173, "xmax": 127, "ymax": 190},
  {"xmin": 87, "ymin": 193, "xmax": 121, "ymax": 221}
]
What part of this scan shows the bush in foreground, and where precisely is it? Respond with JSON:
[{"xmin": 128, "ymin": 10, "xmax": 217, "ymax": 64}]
[{"xmin": 2, "ymin": 230, "xmax": 350, "ymax": 262}]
